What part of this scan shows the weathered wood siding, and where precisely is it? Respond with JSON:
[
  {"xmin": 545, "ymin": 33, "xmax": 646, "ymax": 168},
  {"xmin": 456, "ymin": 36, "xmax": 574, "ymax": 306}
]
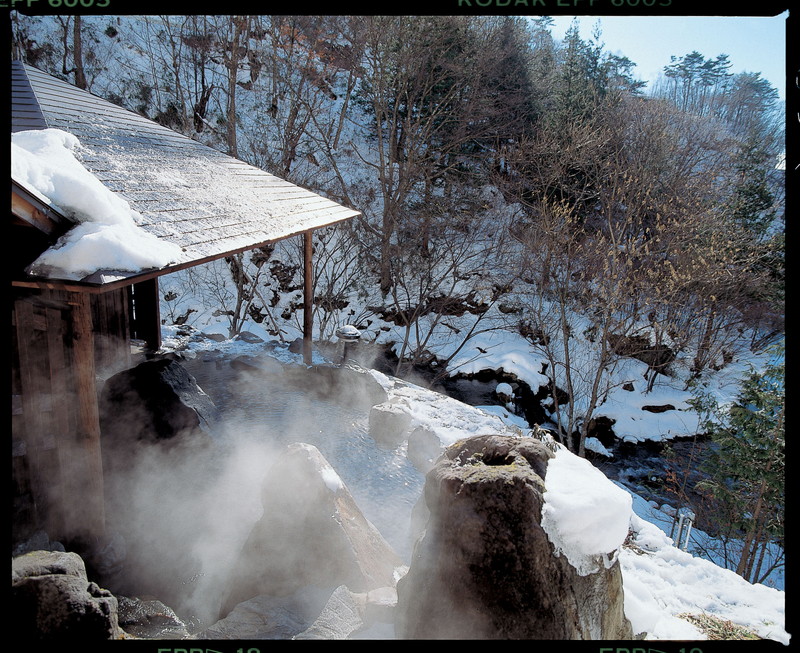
[
  {"xmin": 11, "ymin": 287, "xmax": 131, "ymax": 542},
  {"xmin": 92, "ymin": 286, "xmax": 133, "ymax": 374}
]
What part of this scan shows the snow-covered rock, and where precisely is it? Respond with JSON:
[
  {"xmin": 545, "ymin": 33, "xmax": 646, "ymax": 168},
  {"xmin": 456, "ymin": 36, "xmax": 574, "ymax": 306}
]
[
  {"xmin": 541, "ymin": 445, "xmax": 633, "ymax": 576},
  {"xmin": 396, "ymin": 435, "xmax": 632, "ymax": 640}
]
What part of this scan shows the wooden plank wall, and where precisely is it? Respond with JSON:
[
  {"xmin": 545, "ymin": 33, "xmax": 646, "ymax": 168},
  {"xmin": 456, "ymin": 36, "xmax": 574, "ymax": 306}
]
[
  {"xmin": 12, "ymin": 287, "xmax": 131, "ymax": 543},
  {"xmin": 92, "ymin": 286, "xmax": 132, "ymax": 375}
]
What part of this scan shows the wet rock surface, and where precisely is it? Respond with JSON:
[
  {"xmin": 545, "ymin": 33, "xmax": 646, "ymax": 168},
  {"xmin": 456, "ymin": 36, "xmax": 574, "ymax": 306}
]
[
  {"xmin": 116, "ymin": 596, "xmax": 191, "ymax": 639},
  {"xmin": 99, "ymin": 357, "xmax": 220, "ymax": 445},
  {"xmin": 221, "ymin": 442, "xmax": 406, "ymax": 616}
]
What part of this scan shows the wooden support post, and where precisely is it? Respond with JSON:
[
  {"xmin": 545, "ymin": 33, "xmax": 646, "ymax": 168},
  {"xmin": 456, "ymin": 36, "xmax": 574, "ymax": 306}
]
[
  {"xmin": 303, "ymin": 230, "xmax": 314, "ymax": 365},
  {"xmin": 14, "ymin": 296, "xmax": 55, "ymax": 534},
  {"xmin": 69, "ymin": 291, "xmax": 106, "ymax": 538}
]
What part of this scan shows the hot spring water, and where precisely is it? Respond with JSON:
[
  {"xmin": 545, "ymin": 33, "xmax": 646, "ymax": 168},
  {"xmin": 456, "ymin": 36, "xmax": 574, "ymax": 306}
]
[{"xmin": 182, "ymin": 354, "xmax": 426, "ymax": 563}]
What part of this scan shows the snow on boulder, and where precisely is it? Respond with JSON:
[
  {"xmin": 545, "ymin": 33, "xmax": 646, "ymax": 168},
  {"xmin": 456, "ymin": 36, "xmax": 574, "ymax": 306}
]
[
  {"xmin": 541, "ymin": 445, "xmax": 633, "ymax": 576},
  {"xmin": 584, "ymin": 436, "xmax": 613, "ymax": 458},
  {"xmin": 597, "ymin": 382, "xmax": 701, "ymax": 443},
  {"xmin": 367, "ymin": 371, "xmax": 516, "ymax": 449},
  {"xmin": 369, "ymin": 400, "xmax": 413, "ymax": 447},
  {"xmin": 494, "ymin": 382, "xmax": 513, "ymax": 398},
  {"xmin": 396, "ymin": 434, "xmax": 632, "ymax": 639}
]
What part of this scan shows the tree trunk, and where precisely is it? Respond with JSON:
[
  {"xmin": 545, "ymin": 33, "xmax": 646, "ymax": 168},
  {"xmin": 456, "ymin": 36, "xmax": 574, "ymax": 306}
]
[
  {"xmin": 282, "ymin": 102, "xmax": 301, "ymax": 175},
  {"xmin": 72, "ymin": 16, "xmax": 87, "ymax": 89},
  {"xmin": 734, "ymin": 483, "xmax": 762, "ymax": 577},
  {"xmin": 226, "ymin": 59, "xmax": 239, "ymax": 157},
  {"xmin": 558, "ymin": 294, "xmax": 577, "ymax": 454},
  {"xmin": 692, "ymin": 309, "xmax": 716, "ymax": 375},
  {"xmin": 225, "ymin": 17, "xmax": 249, "ymax": 158},
  {"xmin": 744, "ymin": 518, "xmax": 766, "ymax": 583},
  {"xmin": 380, "ymin": 206, "xmax": 395, "ymax": 293}
]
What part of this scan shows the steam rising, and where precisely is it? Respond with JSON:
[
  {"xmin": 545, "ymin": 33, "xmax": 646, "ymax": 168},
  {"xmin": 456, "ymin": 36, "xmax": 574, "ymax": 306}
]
[{"xmin": 99, "ymin": 356, "xmax": 420, "ymax": 628}]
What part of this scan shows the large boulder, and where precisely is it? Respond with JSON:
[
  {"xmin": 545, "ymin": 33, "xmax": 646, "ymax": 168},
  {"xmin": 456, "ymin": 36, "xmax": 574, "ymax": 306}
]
[
  {"xmin": 221, "ymin": 442, "xmax": 406, "ymax": 616},
  {"xmin": 201, "ymin": 583, "xmax": 396, "ymax": 640},
  {"xmin": 12, "ymin": 550, "xmax": 122, "ymax": 640},
  {"xmin": 96, "ymin": 359, "xmax": 225, "ymax": 612},
  {"xmin": 293, "ymin": 585, "xmax": 368, "ymax": 640},
  {"xmin": 201, "ymin": 587, "xmax": 333, "ymax": 639},
  {"xmin": 116, "ymin": 595, "xmax": 191, "ymax": 639},
  {"xmin": 406, "ymin": 425, "xmax": 443, "ymax": 474},
  {"xmin": 99, "ymin": 357, "xmax": 220, "ymax": 448},
  {"xmin": 395, "ymin": 434, "xmax": 633, "ymax": 640},
  {"xmin": 284, "ymin": 363, "xmax": 389, "ymax": 410}
]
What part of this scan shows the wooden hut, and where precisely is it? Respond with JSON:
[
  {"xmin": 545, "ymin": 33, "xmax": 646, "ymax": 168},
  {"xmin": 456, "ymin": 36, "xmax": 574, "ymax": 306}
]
[{"xmin": 10, "ymin": 61, "xmax": 360, "ymax": 546}]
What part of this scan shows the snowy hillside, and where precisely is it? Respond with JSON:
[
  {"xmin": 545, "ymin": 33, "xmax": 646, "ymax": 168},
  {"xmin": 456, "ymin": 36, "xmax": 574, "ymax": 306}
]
[{"xmin": 11, "ymin": 126, "xmax": 787, "ymax": 643}]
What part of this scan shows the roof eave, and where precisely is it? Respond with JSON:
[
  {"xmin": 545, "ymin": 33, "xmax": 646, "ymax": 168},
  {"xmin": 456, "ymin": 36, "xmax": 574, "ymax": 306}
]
[
  {"xmin": 11, "ymin": 210, "xmax": 361, "ymax": 294},
  {"xmin": 11, "ymin": 179, "xmax": 75, "ymax": 237}
]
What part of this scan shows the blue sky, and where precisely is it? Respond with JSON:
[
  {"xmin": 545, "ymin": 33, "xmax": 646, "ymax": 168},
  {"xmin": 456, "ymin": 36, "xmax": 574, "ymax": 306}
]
[{"xmin": 547, "ymin": 13, "xmax": 788, "ymax": 100}]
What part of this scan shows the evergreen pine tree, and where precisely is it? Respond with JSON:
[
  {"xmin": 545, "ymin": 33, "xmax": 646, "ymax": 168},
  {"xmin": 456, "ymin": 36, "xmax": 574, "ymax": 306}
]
[{"xmin": 691, "ymin": 342, "xmax": 785, "ymax": 583}]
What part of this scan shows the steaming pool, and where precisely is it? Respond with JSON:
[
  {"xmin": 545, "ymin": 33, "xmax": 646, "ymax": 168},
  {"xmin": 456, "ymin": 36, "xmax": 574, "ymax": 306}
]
[{"xmin": 183, "ymin": 353, "xmax": 426, "ymax": 563}]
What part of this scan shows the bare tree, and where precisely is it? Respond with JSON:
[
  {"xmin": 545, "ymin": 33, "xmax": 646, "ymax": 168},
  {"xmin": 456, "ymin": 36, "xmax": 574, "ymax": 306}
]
[
  {"xmin": 52, "ymin": 16, "xmax": 89, "ymax": 89},
  {"xmin": 276, "ymin": 224, "xmax": 368, "ymax": 342},
  {"xmin": 353, "ymin": 16, "xmax": 537, "ymax": 293},
  {"xmin": 201, "ymin": 15, "xmax": 259, "ymax": 158},
  {"xmin": 514, "ymin": 192, "xmax": 636, "ymax": 455},
  {"xmin": 386, "ymin": 203, "xmax": 513, "ymax": 379},
  {"xmin": 506, "ymin": 90, "xmax": 767, "ymax": 453}
]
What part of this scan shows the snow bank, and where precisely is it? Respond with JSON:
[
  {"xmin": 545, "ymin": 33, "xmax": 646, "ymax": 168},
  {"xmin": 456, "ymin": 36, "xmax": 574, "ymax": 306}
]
[
  {"xmin": 475, "ymin": 405, "xmax": 531, "ymax": 431},
  {"xmin": 12, "ymin": 128, "xmax": 184, "ymax": 280},
  {"xmin": 598, "ymin": 378, "xmax": 700, "ymax": 443},
  {"xmin": 368, "ymin": 370, "xmax": 516, "ymax": 448},
  {"xmin": 621, "ymin": 512, "xmax": 788, "ymax": 643},
  {"xmin": 447, "ymin": 329, "xmax": 551, "ymax": 391},
  {"xmin": 541, "ymin": 445, "xmax": 633, "ymax": 575}
]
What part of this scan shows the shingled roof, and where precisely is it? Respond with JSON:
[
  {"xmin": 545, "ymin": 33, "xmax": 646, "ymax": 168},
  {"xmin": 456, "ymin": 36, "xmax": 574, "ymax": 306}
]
[{"xmin": 11, "ymin": 61, "xmax": 360, "ymax": 285}]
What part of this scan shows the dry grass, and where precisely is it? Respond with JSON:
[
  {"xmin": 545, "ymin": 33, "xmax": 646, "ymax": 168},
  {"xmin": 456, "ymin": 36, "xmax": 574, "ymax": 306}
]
[{"xmin": 678, "ymin": 612, "xmax": 761, "ymax": 640}]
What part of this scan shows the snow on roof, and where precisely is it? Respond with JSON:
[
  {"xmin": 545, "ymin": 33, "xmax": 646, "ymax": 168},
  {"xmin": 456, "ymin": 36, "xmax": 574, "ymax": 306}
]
[
  {"xmin": 12, "ymin": 128, "xmax": 187, "ymax": 281},
  {"xmin": 10, "ymin": 61, "xmax": 360, "ymax": 285}
]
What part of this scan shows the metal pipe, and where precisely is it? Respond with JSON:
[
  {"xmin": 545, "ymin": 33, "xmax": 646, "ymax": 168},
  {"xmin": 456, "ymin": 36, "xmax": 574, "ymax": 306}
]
[{"xmin": 674, "ymin": 507, "xmax": 695, "ymax": 551}]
